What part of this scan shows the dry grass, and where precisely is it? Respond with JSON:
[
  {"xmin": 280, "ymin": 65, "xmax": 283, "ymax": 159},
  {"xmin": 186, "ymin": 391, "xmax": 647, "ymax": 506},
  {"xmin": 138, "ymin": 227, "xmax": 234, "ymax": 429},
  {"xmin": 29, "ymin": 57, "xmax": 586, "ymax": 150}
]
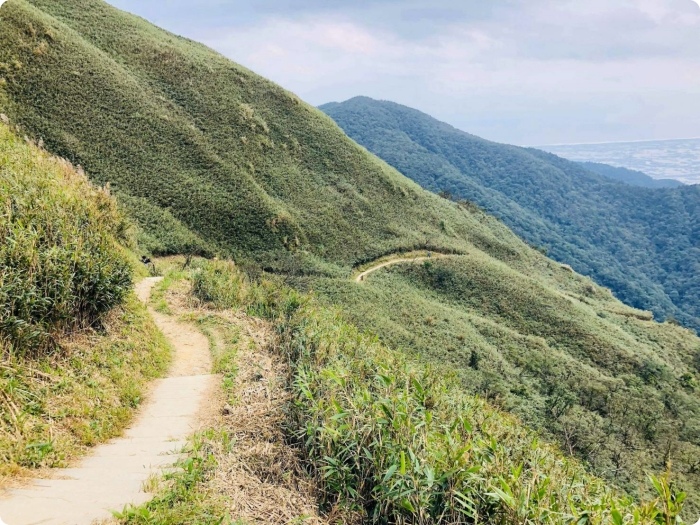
[
  {"xmin": 207, "ymin": 312, "xmax": 326, "ymax": 524},
  {"xmin": 0, "ymin": 294, "xmax": 171, "ymax": 484}
]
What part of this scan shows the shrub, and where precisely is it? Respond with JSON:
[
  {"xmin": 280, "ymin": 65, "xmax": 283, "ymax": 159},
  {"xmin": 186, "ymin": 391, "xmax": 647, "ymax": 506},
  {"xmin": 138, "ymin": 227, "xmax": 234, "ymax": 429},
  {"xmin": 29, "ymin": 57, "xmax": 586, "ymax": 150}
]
[
  {"xmin": 191, "ymin": 260, "xmax": 246, "ymax": 310},
  {"xmin": 0, "ymin": 124, "xmax": 132, "ymax": 354}
]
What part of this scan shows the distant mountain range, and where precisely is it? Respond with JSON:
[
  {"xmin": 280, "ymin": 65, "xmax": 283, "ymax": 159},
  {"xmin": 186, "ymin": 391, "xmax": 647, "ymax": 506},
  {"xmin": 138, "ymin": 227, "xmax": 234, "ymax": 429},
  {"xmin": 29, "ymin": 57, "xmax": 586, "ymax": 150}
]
[
  {"xmin": 579, "ymin": 162, "xmax": 684, "ymax": 188},
  {"xmin": 539, "ymin": 138, "xmax": 700, "ymax": 185},
  {"xmin": 321, "ymin": 96, "xmax": 700, "ymax": 332}
]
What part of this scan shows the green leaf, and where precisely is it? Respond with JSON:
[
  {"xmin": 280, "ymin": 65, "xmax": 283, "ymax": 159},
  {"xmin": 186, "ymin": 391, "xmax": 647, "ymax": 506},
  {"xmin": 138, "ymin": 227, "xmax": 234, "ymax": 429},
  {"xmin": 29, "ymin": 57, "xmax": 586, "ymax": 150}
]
[
  {"xmin": 382, "ymin": 464, "xmax": 398, "ymax": 483},
  {"xmin": 611, "ymin": 509, "xmax": 623, "ymax": 525}
]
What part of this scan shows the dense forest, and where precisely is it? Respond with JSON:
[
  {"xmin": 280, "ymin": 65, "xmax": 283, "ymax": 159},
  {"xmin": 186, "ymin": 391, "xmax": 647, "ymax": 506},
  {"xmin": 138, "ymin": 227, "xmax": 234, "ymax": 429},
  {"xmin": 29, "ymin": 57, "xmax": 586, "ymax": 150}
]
[{"xmin": 321, "ymin": 97, "xmax": 700, "ymax": 332}]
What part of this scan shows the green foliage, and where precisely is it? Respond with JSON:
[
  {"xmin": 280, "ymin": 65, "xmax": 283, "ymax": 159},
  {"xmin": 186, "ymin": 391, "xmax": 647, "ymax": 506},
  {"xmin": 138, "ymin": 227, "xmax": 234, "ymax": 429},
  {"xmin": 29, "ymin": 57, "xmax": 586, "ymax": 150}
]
[
  {"xmin": 0, "ymin": 0, "xmax": 512, "ymax": 270},
  {"xmin": 192, "ymin": 260, "xmax": 688, "ymax": 524},
  {"xmin": 298, "ymin": 255, "xmax": 700, "ymax": 513},
  {"xmin": 320, "ymin": 97, "xmax": 700, "ymax": 333},
  {"xmin": 579, "ymin": 162, "xmax": 684, "ymax": 189},
  {"xmin": 2, "ymin": 1, "xmax": 700, "ymax": 516},
  {"xmin": 114, "ymin": 430, "xmax": 228, "ymax": 525},
  {"xmin": 191, "ymin": 260, "xmax": 246, "ymax": 310},
  {"xmin": 0, "ymin": 293, "xmax": 171, "ymax": 477},
  {"xmin": 0, "ymin": 122, "xmax": 132, "ymax": 354},
  {"xmin": 117, "ymin": 194, "xmax": 214, "ymax": 257}
]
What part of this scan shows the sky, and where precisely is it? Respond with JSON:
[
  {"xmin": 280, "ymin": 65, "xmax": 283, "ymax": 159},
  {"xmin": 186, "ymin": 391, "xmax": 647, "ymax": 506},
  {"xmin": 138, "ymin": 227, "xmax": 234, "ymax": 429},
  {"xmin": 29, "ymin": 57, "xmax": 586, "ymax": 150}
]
[{"xmin": 107, "ymin": 0, "xmax": 700, "ymax": 145}]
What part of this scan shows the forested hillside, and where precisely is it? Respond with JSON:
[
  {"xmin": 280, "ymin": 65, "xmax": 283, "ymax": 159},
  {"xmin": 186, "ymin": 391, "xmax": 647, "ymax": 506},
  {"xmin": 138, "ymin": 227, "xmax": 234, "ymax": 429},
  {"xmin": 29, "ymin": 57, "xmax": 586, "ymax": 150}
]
[
  {"xmin": 579, "ymin": 162, "xmax": 684, "ymax": 188},
  {"xmin": 321, "ymin": 97, "xmax": 700, "ymax": 332},
  {"xmin": 1, "ymin": 0, "xmax": 700, "ymax": 515}
]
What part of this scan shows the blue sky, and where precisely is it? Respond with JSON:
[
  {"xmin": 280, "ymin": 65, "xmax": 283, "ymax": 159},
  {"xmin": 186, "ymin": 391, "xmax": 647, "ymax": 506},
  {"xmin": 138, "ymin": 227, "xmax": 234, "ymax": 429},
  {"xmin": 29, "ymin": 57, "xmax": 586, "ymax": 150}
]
[{"xmin": 107, "ymin": 0, "xmax": 700, "ymax": 145}]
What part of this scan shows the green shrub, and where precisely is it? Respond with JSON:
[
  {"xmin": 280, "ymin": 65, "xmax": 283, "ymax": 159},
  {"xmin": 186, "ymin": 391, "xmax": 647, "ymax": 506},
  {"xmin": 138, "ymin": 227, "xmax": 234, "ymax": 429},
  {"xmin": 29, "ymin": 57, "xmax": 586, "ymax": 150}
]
[
  {"xmin": 0, "ymin": 124, "xmax": 132, "ymax": 354},
  {"xmin": 272, "ymin": 301, "xmax": 686, "ymax": 524},
  {"xmin": 191, "ymin": 260, "xmax": 245, "ymax": 310}
]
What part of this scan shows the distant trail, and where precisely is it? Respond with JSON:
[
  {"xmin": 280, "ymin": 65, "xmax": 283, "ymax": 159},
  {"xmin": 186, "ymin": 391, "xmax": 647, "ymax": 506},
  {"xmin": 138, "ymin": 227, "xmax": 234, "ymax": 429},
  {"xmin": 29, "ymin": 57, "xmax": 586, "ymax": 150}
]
[
  {"xmin": 354, "ymin": 252, "xmax": 452, "ymax": 283},
  {"xmin": 0, "ymin": 278, "xmax": 215, "ymax": 525}
]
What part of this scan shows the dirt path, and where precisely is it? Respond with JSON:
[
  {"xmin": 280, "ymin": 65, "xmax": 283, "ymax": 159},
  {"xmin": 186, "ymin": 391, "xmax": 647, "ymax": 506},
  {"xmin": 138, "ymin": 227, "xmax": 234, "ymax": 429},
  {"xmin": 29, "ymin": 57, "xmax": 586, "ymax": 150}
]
[
  {"xmin": 0, "ymin": 278, "xmax": 215, "ymax": 525},
  {"xmin": 354, "ymin": 252, "xmax": 451, "ymax": 283}
]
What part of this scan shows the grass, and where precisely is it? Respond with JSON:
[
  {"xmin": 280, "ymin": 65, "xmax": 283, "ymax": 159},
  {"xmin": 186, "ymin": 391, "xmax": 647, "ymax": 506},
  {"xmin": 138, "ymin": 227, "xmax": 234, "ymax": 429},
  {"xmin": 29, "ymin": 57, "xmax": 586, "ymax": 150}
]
[
  {"xmin": 0, "ymin": 288, "xmax": 171, "ymax": 480},
  {"xmin": 0, "ymin": 121, "xmax": 133, "ymax": 354},
  {"xmin": 1, "ymin": 0, "xmax": 699, "ymax": 516},
  {"xmin": 297, "ymin": 254, "xmax": 700, "ymax": 512},
  {"xmin": 136, "ymin": 259, "xmax": 689, "ymax": 524},
  {"xmin": 320, "ymin": 96, "xmax": 700, "ymax": 332},
  {"xmin": 117, "ymin": 267, "xmax": 322, "ymax": 525},
  {"xmin": 0, "ymin": 119, "xmax": 171, "ymax": 481},
  {"xmin": 0, "ymin": 0, "xmax": 524, "ymax": 271}
]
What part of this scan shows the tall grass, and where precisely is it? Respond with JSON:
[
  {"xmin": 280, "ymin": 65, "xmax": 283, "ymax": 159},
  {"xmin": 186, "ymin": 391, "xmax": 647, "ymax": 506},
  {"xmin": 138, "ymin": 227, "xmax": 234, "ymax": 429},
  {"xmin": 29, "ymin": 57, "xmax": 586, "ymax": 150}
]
[
  {"xmin": 0, "ymin": 123, "xmax": 132, "ymax": 354},
  {"xmin": 193, "ymin": 260, "xmax": 687, "ymax": 524}
]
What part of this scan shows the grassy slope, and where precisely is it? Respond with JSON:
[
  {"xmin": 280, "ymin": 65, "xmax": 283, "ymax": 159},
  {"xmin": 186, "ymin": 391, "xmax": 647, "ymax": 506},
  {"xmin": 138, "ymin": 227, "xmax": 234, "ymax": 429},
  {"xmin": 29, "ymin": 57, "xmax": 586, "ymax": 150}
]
[
  {"xmin": 0, "ymin": 0, "xmax": 509, "ymax": 270},
  {"xmin": 0, "ymin": 119, "xmax": 171, "ymax": 478},
  {"xmin": 1, "ymin": 293, "xmax": 170, "ymax": 479},
  {"xmin": 320, "ymin": 97, "xmax": 700, "ymax": 332},
  {"xmin": 0, "ymin": 0, "xmax": 699, "ymax": 512},
  {"xmin": 120, "ymin": 260, "xmax": 685, "ymax": 524}
]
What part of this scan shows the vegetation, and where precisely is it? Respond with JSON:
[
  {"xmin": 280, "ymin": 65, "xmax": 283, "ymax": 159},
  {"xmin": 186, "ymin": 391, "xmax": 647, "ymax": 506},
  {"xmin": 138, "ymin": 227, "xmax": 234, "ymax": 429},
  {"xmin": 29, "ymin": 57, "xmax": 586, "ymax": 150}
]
[
  {"xmin": 135, "ymin": 259, "xmax": 689, "ymax": 524},
  {"xmin": 295, "ymin": 255, "xmax": 700, "ymax": 510},
  {"xmin": 1, "ymin": 294, "xmax": 170, "ymax": 479},
  {"xmin": 0, "ymin": 0, "xmax": 505, "ymax": 271},
  {"xmin": 578, "ymin": 162, "xmax": 684, "ymax": 189},
  {"xmin": 320, "ymin": 97, "xmax": 700, "ymax": 333},
  {"xmin": 2, "ymin": 0, "xmax": 700, "ymax": 516},
  {"xmin": 0, "ymin": 121, "xmax": 133, "ymax": 354},
  {"xmin": 0, "ymin": 120, "xmax": 170, "ymax": 479},
  {"xmin": 118, "ymin": 264, "xmax": 322, "ymax": 525}
]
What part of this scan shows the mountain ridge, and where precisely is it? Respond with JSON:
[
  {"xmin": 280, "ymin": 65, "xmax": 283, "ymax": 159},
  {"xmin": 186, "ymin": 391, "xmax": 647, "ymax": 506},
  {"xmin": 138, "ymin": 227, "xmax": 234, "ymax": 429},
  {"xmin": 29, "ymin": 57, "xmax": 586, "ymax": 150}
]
[{"xmin": 320, "ymin": 96, "xmax": 700, "ymax": 333}]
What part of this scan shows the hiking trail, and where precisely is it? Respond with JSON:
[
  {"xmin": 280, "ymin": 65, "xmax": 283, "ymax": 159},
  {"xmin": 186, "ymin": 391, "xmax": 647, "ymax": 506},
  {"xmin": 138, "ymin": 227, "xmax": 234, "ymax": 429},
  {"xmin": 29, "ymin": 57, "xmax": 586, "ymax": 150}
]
[
  {"xmin": 0, "ymin": 277, "xmax": 215, "ymax": 525},
  {"xmin": 354, "ymin": 251, "xmax": 452, "ymax": 283}
]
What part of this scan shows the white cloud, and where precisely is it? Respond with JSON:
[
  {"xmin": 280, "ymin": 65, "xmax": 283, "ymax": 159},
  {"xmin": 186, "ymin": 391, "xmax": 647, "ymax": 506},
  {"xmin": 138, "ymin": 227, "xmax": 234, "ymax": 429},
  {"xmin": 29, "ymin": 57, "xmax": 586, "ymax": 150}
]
[{"xmin": 117, "ymin": 0, "xmax": 700, "ymax": 144}]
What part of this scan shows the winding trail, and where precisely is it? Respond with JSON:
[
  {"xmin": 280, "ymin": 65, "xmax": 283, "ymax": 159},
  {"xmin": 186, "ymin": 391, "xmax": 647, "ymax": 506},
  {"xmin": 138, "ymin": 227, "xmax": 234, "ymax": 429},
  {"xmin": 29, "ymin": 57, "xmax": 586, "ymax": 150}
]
[
  {"xmin": 0, "ymin": 278, "xmax": 215, "ymax": 525},
  {"xmin": 354, "ymin": 252, "xmax": 451, "ymax": 283}
]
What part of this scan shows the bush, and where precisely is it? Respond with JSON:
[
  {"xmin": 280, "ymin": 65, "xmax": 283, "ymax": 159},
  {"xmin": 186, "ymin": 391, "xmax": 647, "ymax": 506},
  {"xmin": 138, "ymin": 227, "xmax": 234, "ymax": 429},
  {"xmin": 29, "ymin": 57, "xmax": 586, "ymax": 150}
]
[
  {"xmin": 273, "ymin": 301, "xmax": 686, "ymax": 524},
  {"xmin": 191, "ymin": 260, "xmax": 246, "ymax": 309},
  {"xmin": 0, "ymin": 125, "xmax": 132, "ymax": 354}
]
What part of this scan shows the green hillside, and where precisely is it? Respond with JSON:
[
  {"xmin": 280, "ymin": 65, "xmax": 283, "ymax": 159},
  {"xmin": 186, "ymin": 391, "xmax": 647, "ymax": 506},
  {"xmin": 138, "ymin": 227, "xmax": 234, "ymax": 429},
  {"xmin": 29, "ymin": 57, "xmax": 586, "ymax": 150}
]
[
  {"xmin": 0, "ymin": 0, "xmax": 504, "ymax": 271},
  {"xmin": 580, "ymin": 162, "xmax": 684, "ymax": 188},
  {"xmin": 1, "ymin": 0, "xmax": 700, "ymax": 515},
  {"xmin": 320, "ymin": 97, "xmax": 700, "ymax": 332}
]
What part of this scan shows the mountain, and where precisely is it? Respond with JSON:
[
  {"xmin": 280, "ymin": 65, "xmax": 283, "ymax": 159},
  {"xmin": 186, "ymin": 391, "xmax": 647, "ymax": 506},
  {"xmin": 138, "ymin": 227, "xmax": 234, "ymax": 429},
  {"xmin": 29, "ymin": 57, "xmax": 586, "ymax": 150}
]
[
  {"xmin": 579, "ymin": 161, "xmax": 684, "ymax": 188},
  {"xmin": 2, "ymin": 0, "xmax": 700, "ymax": 513},
  {"xmin": 320, "ymin": 97, "xmax": 700, "ymax": 333}
]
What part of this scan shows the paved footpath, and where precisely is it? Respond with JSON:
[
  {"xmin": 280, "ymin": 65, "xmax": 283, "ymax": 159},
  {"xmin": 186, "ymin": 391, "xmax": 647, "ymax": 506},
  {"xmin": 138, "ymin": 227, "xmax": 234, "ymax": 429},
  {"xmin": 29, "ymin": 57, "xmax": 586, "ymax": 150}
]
[{"xmin": 0, "ymin": 278, "xmax": 215, "ymax": 525}]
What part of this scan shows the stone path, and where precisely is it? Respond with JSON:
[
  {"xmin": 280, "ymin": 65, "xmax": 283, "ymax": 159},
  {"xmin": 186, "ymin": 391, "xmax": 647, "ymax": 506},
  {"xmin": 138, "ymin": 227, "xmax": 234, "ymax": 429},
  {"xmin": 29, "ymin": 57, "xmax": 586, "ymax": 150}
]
[{"xmin": 0, "ymin": 278, "xmax": 215, "ymax": 525}]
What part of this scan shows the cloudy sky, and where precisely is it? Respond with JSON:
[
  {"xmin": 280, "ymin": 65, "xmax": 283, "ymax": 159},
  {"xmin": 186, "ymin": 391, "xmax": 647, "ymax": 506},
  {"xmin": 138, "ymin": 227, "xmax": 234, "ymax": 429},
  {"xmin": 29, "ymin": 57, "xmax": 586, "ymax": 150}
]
[{"xmin": 108, "ymin": 0, "xmax": 700, "ymax": 145}]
